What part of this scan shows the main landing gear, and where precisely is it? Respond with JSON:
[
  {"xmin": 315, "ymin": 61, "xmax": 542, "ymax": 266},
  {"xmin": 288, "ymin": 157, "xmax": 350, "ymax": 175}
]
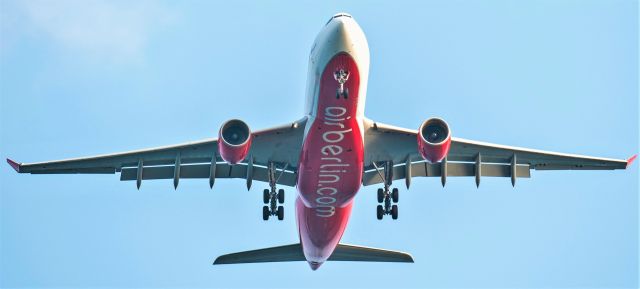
[
  {"xmin": 376, "ymin": 187, "xmax": 399, "ymax": 220},
  {"xmin": 262, "ymin": 162, "xmax": 285, "ymax": 221},
  {"xmin": 374, "ymin": 161, "xmax": 399, "ymax": 220}
]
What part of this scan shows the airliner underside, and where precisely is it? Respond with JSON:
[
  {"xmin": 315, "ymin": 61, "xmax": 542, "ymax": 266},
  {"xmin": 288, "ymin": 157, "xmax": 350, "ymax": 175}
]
[{"xmin": 7, "ymin": 13, "xmax": 635, "ymax": 270}]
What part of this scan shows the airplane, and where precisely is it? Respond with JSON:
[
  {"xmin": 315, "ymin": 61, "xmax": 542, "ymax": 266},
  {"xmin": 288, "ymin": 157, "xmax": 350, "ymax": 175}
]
[{"xmin": 6, "ymin": 13, "xmax": 636, "ymax": 271}]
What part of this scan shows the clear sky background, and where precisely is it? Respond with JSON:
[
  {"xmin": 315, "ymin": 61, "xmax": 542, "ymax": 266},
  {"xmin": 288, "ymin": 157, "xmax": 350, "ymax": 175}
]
[{"xmin": 1, "ymin": 0, "xmax": 638, "ymax": 288}]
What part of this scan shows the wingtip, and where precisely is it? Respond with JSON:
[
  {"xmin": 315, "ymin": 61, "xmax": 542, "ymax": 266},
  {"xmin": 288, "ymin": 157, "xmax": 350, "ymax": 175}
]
[
  {"xmin": 404, "ymin": 253, "xmax": 415, "ymax": 263},
  {"xmin": 626, "ymin": 154, "xmax": 637, "ymax": 169},
  {"xmin": 6, "ymin": 158, "xmax": 21, "ymax": 172},
  {"xmin": 212, "ymin": 256, "xmax": 225, "ymax": 265}
]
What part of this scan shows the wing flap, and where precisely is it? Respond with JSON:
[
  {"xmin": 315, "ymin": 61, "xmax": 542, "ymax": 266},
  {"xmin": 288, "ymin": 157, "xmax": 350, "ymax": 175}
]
[
  {"xmin": 363, "ymin": 162, "xmax": 530, "ymax": 186},
  {"xmin": 31, "ymin": 167, "xmax": 117, "ymax": 174},
  {"xmin": 120, "ymin": 163, "xmax": 297, "ymax": 186}
]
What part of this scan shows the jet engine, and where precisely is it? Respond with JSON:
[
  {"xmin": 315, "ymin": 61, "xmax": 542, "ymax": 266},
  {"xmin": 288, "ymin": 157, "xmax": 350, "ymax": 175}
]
[
  {"xmin": 218, "ymin": 119, "xmax": 252, "ymax": 164},
  {"xmin": 417, "ymin": 118, "xmax": 451, "ymax": 163}
]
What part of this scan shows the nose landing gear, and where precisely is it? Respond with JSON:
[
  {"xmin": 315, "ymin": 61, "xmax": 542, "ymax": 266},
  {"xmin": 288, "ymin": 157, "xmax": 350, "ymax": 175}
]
[
  {"xmin": 373, "ymin": 161, "xmax": 399, "ymax": 220},
  {"xmin": 262, "ymin": 162, "xmax": 287, "ymax": 221},
  {"xmin": 334, "ymin": 69, "xmax": 350, "ymax": 99}
]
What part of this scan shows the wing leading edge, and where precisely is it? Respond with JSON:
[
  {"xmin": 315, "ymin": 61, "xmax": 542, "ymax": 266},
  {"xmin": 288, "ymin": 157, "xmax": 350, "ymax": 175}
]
[
  {"xmin": 363, "ymin": 119, "xmax": 634, "ymax": 186},
  {"xmin": 7, "ymin": 119, "xmax": 307, "ymax": 188}
]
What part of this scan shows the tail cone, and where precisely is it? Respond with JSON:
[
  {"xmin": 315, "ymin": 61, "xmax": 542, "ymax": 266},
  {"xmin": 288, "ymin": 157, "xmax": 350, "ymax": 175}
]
[{"xmin": 308, "ymin": 261, "xmax": 323, "ymax": 271}]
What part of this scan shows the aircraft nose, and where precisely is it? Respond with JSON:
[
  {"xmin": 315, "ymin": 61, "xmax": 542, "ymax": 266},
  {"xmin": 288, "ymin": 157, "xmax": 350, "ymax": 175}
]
[
  {"xmin": 325, "ymin": 12, "xmax": 352, "ymax": 26},
  {"xmin": 324, "ymin": 15, "xmax": 352, "ymax": 44}
]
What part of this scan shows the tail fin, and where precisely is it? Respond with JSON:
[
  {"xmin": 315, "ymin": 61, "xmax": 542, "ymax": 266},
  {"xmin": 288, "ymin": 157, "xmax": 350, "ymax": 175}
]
[{"xmin": 213, "ymin": 243, "xmax": 413, "ymax": 265}]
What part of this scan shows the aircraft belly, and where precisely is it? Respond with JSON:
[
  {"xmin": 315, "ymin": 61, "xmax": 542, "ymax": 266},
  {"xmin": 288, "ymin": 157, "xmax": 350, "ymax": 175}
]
[
  {"xmin": 296, "ymin": 52, "xmax": 363, "ymax": 264},
  {"xmin": 297, "ymin": 52, "xmax": 364, "ymax": 213}
]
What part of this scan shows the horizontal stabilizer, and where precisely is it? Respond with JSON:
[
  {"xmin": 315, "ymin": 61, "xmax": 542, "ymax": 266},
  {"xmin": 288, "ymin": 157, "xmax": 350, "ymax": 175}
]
[
  {"xmin": 214, "ymin": 244, "xmax": 304, "ymax": 264},
  {"xmin": 213, "ymin": 243, "xmax": 413, "ymax": 265},
  {"xmin": 330, "ymin": 243, "xmax": 414, "ymax": 262}
]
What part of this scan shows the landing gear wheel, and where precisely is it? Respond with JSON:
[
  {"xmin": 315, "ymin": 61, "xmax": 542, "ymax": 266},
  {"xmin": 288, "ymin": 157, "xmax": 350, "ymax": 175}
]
[
  {"xmin": 377, "ymin": 188, "xmax": 384, "ymax": 203},
  {"xmin": 391, "ymin": 205, "xmax": 398, "ymax": 220},
  {"xmin": 376, "ymin": 205, "xmax": 384, "ymax": 220},
  {"xmin": 391, "ymin": 188, "xmax": 399, "ymax": 203},
  {"xmin": 262, "ymin": 206, "xmax": 269, "ymax": 220},
  {"xmin": 263, "ymin": 189, "xmax": 270, "ymax": 204},
  {"xmin": 344, "ymin": 88, "xmax": 349, "ymax": 99},
  {"xmin": 278, "ymin": 189, "xmax": 285, "ymax": 204},
  {"xmin": 277, "ymin": 206, "xmax": 284, "ymax": 220}
]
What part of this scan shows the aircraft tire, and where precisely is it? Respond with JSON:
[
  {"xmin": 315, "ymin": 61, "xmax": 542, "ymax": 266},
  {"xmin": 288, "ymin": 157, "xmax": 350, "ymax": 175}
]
[
  {"xmin": 391, "ymin": 205, "xmax": 398, "ymax": 220},
  {"xmin": 278, "ymin": 189, "xmax": 285, "ymax": 204},
  {"xmin": 277, "ymin": 206, "xmax": 284, "ymax": 221},
  {"xmin": 376, "ymin": 205, "xmax": 384, "ymax": 220},
  {"xmin": 263, "ymin": 189, "xmax": 270, "ymax": 204}
]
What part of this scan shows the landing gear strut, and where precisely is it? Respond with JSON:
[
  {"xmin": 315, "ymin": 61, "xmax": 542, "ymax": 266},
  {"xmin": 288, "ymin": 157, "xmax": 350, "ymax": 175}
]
[
  {"xmin": 374, "ymin": 161, "xmax": 399, "ymax": 220},
  {"xmin": 334, "ymin": 69, "xmax": 350, "ymax": 99},
  {"xmin": 262, "ymin": 162, "xmax": 286, "ymax": 221}
]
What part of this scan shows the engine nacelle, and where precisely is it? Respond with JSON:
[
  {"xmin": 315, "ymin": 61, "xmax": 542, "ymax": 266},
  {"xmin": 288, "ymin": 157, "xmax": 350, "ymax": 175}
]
[
  {"xmin": 218, "ymin": 119, "xmax": 252, "ymax": 164},
  {"xmin": 417, "ymin": 118, "xmax": 452, "ymax": 163}
]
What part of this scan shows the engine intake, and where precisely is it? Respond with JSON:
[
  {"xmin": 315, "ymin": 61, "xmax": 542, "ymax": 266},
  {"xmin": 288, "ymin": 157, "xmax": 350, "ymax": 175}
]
[
  {"xmin": 218, "ymin": 119, "xmax": 252, "ymax": 164},
  {"xmin": 417, "ymin": 118, "xmax": 451, "ymax": 163}
]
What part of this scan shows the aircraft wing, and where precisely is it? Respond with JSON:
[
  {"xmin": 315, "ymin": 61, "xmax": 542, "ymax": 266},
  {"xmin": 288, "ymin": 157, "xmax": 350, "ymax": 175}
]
[
  {"xmin": 362, "ymin": 119, "xmax": 635, "ymax": 187},
  {"xmin": 7, "ymin": 118, "xmax": 308, "ymax": 188}
]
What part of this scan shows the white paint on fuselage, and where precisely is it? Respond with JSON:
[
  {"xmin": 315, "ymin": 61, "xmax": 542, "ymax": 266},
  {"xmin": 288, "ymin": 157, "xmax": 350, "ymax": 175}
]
[{"xmin": 303, "ymin": 13, "xmax": 370, "ymax": 140}]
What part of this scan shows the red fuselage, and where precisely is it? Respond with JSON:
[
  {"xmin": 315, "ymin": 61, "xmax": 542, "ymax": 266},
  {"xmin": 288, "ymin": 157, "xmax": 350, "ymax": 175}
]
[{"xmin": 295, "ymin": 14, "xmax": 369, "ymax": 270}]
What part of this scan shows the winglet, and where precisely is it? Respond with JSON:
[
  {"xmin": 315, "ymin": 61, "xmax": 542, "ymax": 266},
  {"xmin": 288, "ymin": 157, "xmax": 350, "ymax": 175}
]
[
  {"xmin": 6, "ymin": 158, "xmax": 21, "ymax": 173},
  {"xmin": 626, "ymin": 154, "xmax": 637, "ymax": 169}
]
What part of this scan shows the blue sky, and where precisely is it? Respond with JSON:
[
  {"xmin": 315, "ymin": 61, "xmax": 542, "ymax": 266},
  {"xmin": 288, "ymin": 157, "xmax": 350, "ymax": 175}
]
[{"xmin": 1, "ymin": 0, "xmax": 638, "ymax": 288}]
